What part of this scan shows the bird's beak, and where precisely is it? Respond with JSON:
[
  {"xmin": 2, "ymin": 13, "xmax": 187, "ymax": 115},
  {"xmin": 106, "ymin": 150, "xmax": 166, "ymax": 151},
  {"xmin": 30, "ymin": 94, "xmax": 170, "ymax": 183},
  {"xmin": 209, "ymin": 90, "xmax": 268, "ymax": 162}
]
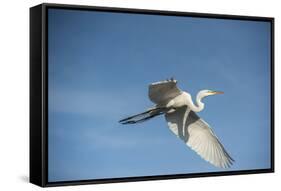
[{"xmin": 212, "ymin": 91, "xmax": 224, "ymax": 95}]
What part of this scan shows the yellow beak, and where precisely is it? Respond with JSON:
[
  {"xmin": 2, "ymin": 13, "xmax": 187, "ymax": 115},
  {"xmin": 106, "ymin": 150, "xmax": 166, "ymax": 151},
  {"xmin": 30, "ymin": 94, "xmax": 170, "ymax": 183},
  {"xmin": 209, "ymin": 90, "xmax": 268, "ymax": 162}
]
[{"xmin": 212, "ymin": 91, "xmax": 224, "ymax": 95}]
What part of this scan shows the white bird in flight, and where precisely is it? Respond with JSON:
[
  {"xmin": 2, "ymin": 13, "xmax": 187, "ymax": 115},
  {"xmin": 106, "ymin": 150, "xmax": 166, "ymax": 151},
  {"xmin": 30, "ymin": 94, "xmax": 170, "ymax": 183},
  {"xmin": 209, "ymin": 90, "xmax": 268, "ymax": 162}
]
[{"xmin": 119, "ymin": 78, "xmax": 234, "ymax": 168}]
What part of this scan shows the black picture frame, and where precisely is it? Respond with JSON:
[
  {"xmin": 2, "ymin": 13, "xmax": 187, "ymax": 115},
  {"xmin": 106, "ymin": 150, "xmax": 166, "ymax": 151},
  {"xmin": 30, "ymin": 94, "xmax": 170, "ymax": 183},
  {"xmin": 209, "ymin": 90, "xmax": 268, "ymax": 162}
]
[{"xmin": 30, "ymin": 3, "xmax": 275, "ymax": 187}]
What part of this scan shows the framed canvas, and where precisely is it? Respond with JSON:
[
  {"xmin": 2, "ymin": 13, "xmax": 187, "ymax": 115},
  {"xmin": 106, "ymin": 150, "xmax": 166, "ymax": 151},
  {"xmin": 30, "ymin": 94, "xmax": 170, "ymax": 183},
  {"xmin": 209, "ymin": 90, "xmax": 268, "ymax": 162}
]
[{"xmin": 30, "ymin": 3, "xmax": 274, "ymax": 187}]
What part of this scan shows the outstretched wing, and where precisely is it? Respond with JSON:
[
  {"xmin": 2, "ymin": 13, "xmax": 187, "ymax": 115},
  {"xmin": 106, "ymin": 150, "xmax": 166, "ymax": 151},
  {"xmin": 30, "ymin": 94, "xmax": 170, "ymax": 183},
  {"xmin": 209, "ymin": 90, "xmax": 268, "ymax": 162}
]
[
  {"xmin": 148, "ymin": 79, "xmax": 182, "ymax": 104},
  {"xmin": 165, "ymin": 107, "xmax": 234, "ymax": 168}
]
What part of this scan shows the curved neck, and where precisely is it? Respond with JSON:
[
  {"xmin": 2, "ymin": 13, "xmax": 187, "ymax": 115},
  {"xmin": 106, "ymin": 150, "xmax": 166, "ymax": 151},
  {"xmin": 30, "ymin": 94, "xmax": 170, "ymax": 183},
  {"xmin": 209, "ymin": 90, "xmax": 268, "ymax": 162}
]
[{"xmin": 187, "ymin": 93, "xmax": 205, "ymax": 112}]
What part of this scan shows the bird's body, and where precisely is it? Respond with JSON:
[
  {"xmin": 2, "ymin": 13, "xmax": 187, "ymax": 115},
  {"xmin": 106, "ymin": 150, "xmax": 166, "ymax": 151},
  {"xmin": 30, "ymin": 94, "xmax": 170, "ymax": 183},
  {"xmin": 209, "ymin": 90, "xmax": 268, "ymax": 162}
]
[
  {"xmin": 166, "ymin": 92, "xmax": 189, "ymax": 108},
  {"xmin": 119, "ymin": 78, "xmax": 234, "ymax": 168},
  {"xmin": 164, "ymin": 91, "xmax": 204, "ymax": 112}
]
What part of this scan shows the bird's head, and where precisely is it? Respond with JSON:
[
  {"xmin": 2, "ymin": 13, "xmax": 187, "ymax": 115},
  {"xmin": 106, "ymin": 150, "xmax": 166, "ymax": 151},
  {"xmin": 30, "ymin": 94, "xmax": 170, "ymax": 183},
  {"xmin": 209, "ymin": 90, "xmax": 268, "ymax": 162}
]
[{"xmin": 198, "ymin": 90, "xmax": 224, "ymax": 99}]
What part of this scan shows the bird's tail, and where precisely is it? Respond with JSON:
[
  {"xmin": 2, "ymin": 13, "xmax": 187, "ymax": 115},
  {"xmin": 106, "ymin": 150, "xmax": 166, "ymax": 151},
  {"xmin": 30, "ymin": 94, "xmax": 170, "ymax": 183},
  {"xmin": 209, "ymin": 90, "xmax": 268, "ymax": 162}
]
[{"xmin": 119, "ymin": 107, "xmax": 167, "ymax": 124}]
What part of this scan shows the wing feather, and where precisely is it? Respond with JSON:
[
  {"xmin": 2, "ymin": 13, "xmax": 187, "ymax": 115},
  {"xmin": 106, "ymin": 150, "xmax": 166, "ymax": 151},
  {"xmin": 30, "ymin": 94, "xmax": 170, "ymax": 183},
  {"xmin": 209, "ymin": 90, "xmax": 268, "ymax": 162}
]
[
  {"xmin": 149, "ymin": 79, "xmax": 182, "ymax": 104},
  {"xmin": 165, "ymin": 107, "xmax": 234, "ymax": 168}
]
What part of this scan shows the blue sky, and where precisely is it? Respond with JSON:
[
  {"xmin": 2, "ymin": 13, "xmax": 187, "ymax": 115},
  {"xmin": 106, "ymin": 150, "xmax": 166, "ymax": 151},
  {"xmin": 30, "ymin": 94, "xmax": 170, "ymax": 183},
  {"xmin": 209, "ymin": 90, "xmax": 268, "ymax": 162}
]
[{"xmin": 48, "ymin": 8, "xmax": 271, "ymax": 182}]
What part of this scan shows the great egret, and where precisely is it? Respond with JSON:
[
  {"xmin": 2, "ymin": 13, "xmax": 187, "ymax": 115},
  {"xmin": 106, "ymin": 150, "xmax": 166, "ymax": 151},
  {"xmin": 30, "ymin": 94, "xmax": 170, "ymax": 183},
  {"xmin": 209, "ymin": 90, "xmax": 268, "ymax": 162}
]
[{"xmin": 119, "ymin": 78, "xmax": 234, "ymax": 168}]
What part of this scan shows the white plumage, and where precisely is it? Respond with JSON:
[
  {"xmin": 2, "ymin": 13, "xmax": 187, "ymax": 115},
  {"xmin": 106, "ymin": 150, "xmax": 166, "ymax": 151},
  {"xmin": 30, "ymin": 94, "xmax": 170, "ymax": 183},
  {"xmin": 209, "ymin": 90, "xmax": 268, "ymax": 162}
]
[{"xmin": 119, "ymin": 78, "xmax": 234, "ymax": 168}]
